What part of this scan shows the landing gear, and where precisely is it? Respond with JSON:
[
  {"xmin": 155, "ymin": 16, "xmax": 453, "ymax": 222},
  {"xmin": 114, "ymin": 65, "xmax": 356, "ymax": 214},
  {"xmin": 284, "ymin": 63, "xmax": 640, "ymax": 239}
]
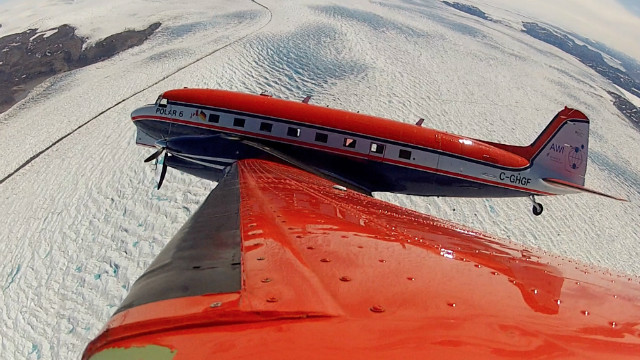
[{"xmin": 529, "ymin": 195, "xmax": 543, "ymax": 216}]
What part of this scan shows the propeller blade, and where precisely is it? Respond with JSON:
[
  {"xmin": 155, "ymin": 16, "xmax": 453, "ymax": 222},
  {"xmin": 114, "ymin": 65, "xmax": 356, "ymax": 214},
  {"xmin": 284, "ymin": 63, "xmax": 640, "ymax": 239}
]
[
  {"xmin": 144, "ymin": 147, "xmax": 165, "ymax": 163},
  {"xmin": 157, "ymin": 155, "xmax": 168, "ymax": 190}
]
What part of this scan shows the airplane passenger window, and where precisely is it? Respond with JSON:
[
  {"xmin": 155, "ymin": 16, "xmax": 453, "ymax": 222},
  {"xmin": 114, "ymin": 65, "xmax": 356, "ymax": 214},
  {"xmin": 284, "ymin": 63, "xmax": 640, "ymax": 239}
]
[
  {"xmin": 208, "ymin": 114, "xmax": 220, "ymax": 123},
  {"xmin": 399, "ymin": 149, "xmax": 412, "ymax": 160},
  {"xmin": 370, "ymin": 143, "xmax": 385, "ymax": 154},
  {"xmin": 343, "ymin": 138, "xmax": 357, "ymax": 148},
  {"xmin": 259, "ymin": 122, "xmax": 273, "ymax": 132},
  {"xmin": 315, "ymin": 132, "xmax": 328, "ymax": 143},
  {"xmin": 233, "ymin": 118, "xmax": 245, "ymax": 127},
  {"xmin": 287, "ymin": 127, "xmax": 301, "ymax": 137}
]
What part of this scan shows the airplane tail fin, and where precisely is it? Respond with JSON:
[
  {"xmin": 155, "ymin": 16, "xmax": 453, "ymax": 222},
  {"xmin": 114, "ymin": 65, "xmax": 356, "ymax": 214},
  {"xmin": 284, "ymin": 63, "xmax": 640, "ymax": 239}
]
[
  {"xmin": 482, "ymin": 108, "xmax": 626, "ymax": 200},
  {"xmin": 526, "ymin": 107, "xmax": 590, "ymax": 186},
  {"xmin": 529, "ymin": 109, "xmax": 627, "ymax": 201},
  {"xmin": 484, "ymin": 107, "xmax": 590, "ymax": 186}
]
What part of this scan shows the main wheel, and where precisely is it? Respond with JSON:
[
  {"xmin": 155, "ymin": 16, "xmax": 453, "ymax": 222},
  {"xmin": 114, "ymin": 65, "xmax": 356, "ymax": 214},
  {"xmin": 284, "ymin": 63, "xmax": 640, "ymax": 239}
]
[{"xmin": 532, "ymin": 203, "xmax": 543, "ymax": 216}]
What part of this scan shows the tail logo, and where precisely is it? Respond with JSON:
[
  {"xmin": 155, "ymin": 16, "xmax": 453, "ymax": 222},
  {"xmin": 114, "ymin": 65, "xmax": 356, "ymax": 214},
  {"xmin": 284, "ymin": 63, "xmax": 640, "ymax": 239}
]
[{"xmin": 566, "ymin": 145, "xmax": 584, "ymax": 171}]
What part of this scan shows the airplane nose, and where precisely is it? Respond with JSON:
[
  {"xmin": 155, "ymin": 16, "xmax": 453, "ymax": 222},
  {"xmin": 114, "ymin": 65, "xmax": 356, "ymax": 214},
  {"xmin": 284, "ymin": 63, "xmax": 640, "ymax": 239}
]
[
  {"xmin": 131, "ymin": 107, "xmax": 143, "ymax": 120},
  {"xmin": 131, "ymin": 105, "xmax": 155, "ymax": 121}
]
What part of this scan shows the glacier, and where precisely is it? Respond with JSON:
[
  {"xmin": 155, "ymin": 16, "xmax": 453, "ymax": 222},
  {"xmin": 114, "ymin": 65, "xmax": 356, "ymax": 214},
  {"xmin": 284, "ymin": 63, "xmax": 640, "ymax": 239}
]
[{"xmin": 0, "ymin": 0, "xmax": 639, "ymax": 358}]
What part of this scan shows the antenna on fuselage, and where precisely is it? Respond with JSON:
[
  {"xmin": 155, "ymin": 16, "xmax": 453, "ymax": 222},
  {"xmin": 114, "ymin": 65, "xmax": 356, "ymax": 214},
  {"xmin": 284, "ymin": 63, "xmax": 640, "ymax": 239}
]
[
  {"xmin": 416, "ymin": 118, "xmax": 425, "ymax": 126},
  {"xmin": 302, "ymin": 95, "xmax": 311, "ymax": 104}
]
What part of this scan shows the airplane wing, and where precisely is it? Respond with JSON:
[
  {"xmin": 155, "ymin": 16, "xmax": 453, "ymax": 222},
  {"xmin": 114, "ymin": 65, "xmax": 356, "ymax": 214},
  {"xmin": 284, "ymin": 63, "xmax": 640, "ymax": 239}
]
[{"xmin": 84, "ymin": 159, "xmax": 640, "ymax": 359}]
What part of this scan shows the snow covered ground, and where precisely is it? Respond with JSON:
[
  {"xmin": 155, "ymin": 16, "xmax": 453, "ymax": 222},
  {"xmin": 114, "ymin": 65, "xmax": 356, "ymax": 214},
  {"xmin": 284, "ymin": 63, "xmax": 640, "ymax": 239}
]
[{"xmin": 0, "ymin": 0, "xmax": 639, "ymax": 358}]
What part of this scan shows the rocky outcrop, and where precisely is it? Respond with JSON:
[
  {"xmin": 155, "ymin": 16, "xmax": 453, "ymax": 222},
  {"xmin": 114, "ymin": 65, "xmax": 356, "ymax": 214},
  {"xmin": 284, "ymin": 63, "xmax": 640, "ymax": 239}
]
[
  {"xmin": 607, "ymin": 90, "xmax": 640, "ymax": 131},
  {"xmin": 520, "ymin": 22, "xmax": 640, "ymax": 130},
  {"xmin": 0, "ymin": 22, "xmax": 160, "ymax": 113},
  {"xmin": 442, "ymin": 1, "xmax": 491, "ymax": 21},
  {"xmin": 522, "ymin": 22, "xmax": 640, "ymax": 99}
]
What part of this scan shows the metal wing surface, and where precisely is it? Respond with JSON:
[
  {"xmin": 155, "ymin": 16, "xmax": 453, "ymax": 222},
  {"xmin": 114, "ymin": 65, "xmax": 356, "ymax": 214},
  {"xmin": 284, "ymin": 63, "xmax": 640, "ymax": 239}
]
[{"xmin": 84, "ymin": 159, "xmax": 640, "ymax": 359}]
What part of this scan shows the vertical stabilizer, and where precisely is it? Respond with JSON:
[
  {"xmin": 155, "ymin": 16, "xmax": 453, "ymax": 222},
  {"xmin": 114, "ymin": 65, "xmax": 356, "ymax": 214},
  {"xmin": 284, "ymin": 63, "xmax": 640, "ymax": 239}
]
[
  {"xmin": 480, "ymin": 108, "xmax": 590, "ymax": 186},
  {"xmin": 529, "ymin": 108, "xmax": 590, "ymax": 186}
]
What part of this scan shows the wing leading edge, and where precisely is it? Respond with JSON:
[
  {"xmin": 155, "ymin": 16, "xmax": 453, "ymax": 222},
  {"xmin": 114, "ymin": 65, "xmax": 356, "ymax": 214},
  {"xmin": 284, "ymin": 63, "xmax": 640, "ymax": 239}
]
[{"xmin": 84, "ymin": 159, "xmax": 640, "ymax": 359}]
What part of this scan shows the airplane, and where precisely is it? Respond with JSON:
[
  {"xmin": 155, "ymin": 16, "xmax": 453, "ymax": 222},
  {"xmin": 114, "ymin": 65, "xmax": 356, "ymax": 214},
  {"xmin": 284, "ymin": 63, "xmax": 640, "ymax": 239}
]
[
  {"xmin": 132, "ymin": 88, "xmax": 623, "ymax": 215},
  {"xmin": 83, "ymin": 89, "xmax": 639, "ymax": 359}
]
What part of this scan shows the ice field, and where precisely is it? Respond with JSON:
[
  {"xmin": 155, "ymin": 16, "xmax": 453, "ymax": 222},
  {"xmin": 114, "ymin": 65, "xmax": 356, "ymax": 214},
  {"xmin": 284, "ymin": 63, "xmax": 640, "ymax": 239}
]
[{"xmin": 1, "ymin": 0, "xmax": 639, "ymax": 358}]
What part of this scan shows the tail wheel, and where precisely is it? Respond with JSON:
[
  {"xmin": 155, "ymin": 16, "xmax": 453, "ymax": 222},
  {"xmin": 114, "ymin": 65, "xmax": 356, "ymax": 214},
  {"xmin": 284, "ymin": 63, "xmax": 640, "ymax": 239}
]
[{"xmin": 532, "ymin": 203, "xmax": 543, "ymax": 216}]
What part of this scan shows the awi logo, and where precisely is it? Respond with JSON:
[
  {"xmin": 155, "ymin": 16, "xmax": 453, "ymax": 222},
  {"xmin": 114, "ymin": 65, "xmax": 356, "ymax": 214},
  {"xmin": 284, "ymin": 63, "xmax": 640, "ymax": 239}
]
[{"xmin": 566, "ymin": 144, "xmax": 584, "ymax": 171}]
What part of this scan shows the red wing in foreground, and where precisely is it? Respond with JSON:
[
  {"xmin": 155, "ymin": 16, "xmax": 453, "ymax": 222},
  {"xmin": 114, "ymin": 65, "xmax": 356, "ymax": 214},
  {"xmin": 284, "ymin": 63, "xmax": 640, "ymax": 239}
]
[{"xmin": 84, "ymin": 159, "xmax": 640, "ymax": 359}]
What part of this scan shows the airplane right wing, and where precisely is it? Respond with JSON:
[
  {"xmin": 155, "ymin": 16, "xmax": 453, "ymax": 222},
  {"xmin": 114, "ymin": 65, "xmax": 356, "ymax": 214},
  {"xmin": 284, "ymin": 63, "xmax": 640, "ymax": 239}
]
[{"xmin": 84, "ymin": 159, "xmax": 640, "ymax": 359}]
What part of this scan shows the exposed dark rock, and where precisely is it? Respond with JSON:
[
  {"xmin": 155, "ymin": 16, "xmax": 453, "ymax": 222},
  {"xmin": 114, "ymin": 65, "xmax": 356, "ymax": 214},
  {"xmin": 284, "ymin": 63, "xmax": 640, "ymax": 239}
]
[
  {"xmin": 442, "ymin": 1, "xmax": 491, "ymax": 21},
  {"xmin": 521, "ymin": 22, "xmax": 640, "ymax": 129},
  {"xmin": 77, "ymin": 23, "xmax": 160, "ymax": 67},
  {"xmin": 555, "ymin": 29, "xmax": 640, "ymax": 83},
  {"xmin": 607, "ymin": 90, "xmax": 640, "ymax": 131},
  {"xmin": 522, "ymin": 22, "xmax": 640, "ymax": 99},
  {"xmin": 0, "ymin": 22, "xmax": 161, "ymax": 113},
  {"xmin": 573, "ymin": 37, "xmax": 640, "ymax": 84},
  {"xmin": 439, "ymin": 4, "xmax": 640, "ymax": 132}
]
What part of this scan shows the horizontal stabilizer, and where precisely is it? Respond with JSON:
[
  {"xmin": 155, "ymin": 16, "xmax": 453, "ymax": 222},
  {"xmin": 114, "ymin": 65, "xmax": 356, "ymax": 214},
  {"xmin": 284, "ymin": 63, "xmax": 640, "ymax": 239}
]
[{"xmin": 542, "ymin": 178, "xmax": 627, "ymax": 201}]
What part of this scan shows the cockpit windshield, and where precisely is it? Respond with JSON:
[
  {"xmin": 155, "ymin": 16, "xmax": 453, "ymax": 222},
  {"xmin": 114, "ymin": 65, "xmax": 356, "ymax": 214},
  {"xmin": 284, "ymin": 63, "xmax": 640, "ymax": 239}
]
[{"xmin": 155, "ymin": 95, "xmax": 168, "ymax": 108}]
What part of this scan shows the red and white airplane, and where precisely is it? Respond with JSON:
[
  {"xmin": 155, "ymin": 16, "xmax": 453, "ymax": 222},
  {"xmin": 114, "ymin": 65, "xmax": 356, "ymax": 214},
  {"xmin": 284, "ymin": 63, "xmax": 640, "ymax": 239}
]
[
  {"xmin": 84, "ymin": 89, "xmax": 638, "ymax": 359},
  {"xmin": 133, "ymin": 88, "xmax": 622, "ymax": 215}
]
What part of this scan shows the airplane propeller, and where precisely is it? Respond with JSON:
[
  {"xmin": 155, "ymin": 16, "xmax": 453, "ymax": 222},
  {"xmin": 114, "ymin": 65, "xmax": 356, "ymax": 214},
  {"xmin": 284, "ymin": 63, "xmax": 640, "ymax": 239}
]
[
  {"xmin": 144, "ymin": 147, "xmax": 165, "ymax": 163},
  {"xmin": 157, "ymin": 156, "xmax": 168, "ymax": 190},
  {"xmin": 144, "ymin": 139, "xmax": 170, "ymax": 189}
]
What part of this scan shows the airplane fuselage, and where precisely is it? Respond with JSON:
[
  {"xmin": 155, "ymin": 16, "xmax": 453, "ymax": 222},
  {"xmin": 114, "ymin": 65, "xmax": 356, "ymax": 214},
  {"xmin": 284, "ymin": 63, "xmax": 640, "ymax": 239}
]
[{"xmin": 131, "ymin": 89, "xmax": 581, "ymax": 197}]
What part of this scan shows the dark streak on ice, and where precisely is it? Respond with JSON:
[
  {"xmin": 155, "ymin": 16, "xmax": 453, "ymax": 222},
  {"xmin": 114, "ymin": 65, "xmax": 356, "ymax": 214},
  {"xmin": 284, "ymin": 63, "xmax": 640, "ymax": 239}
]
[{"xmin": 3, "ymin": 264, "xmax": 21, "ymax": 291}]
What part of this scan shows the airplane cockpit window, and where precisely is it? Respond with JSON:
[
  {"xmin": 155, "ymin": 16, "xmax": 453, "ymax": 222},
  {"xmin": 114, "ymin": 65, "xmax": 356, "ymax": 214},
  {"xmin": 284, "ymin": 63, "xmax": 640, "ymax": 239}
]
[{"xmin": 156, "ymin": 96, "xmax": 168, "ymax": 108}]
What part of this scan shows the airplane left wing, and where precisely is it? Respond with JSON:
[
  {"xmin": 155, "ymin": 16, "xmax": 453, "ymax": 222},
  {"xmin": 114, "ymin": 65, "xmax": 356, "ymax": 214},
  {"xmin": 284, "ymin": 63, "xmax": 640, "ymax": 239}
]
[{"xmin": 84, "ymin": 159, "xmax": 640, "ymax": 359}]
